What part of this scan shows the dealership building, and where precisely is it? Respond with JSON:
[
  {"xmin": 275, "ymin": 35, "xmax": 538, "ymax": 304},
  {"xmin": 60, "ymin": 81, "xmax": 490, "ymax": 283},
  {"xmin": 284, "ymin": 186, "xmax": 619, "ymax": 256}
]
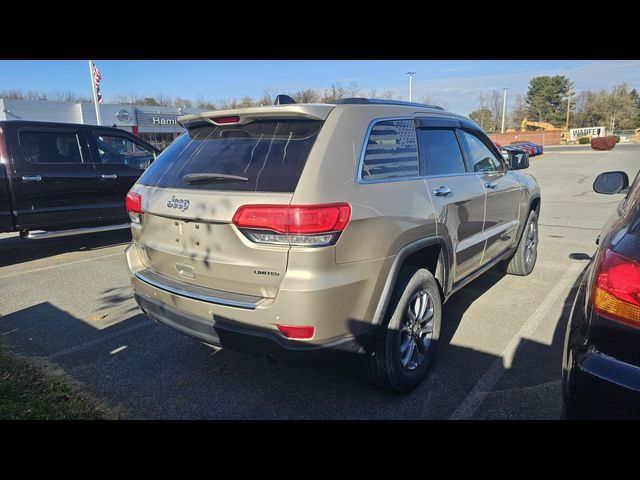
[{"xmin": 0, "ymin": 98, "xmax": 208, "ymax": 149}]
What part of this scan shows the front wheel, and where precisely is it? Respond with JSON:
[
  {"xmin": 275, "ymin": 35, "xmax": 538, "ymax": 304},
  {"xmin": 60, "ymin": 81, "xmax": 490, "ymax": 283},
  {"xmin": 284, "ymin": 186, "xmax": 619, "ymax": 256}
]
[
  {"xmin": 500, "ymin": 209, "xmax": 538, "ymax": 276},
  {"xmin": 359, "ymin": 267, "xmax": 442, "ymax": 393}
]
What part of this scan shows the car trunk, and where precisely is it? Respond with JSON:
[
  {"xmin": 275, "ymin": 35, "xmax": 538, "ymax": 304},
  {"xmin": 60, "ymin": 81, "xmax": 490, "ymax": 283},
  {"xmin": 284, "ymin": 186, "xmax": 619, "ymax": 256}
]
[
  {"xmin": 135, "ymin": 188, "xmax": 292, "ymax": 298},
  {"xmin": 129, "ymin": 110, "xmax": 330, "ymax": 299}
]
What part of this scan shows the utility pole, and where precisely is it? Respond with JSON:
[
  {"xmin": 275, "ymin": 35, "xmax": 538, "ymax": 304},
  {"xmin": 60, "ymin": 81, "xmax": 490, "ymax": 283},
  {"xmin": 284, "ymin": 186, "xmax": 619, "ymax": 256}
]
[
  {"xmin": 501, "ymin": 88, "xmax": 508, "ymax": 133},
  {"xmin": 406, "ymin": 72, "xmax": 415, "ymax": 102}
]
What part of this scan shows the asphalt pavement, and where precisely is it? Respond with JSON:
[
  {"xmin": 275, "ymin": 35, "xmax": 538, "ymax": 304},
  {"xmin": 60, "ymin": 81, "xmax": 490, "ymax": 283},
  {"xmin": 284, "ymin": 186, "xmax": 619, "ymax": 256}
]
[{"xmin": 1, "ymin": 143, "xmax": 639, "ymax": 419}]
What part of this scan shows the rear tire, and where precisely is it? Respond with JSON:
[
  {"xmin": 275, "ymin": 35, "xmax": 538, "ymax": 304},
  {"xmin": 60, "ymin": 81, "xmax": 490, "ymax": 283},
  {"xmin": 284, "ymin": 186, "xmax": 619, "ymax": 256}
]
[
  {"xmin": 500, "ymin": 209, "xmax": 538, "ymax": 276},
  {"xmin": 359, "ymin": 267, "xmax": 442, "ymax": 393}
]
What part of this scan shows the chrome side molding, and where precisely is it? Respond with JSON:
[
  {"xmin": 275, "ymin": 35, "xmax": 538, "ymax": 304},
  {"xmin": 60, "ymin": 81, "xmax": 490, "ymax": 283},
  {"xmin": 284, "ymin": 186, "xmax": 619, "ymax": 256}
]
[{"xmin": 21, "ymin": 223, "xmax": 130, "ymax": 239}]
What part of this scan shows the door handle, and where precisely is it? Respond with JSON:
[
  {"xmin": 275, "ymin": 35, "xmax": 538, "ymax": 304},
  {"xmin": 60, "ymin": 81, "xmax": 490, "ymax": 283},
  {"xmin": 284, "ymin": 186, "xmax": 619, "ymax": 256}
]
[
  {"xmin": 433, "ymin": 186, "xmax": 453, "ymax": 196},
  {"xmin": 101, "ymin": 173, "xmax": 118, "ymax": 180},
  {"xmin": 485, "ymin": 182, "xmax": 498, "ymax": 189},
  {"xmin": 21, "ymin": 175, "xmax": 42, "ymax": 183}
]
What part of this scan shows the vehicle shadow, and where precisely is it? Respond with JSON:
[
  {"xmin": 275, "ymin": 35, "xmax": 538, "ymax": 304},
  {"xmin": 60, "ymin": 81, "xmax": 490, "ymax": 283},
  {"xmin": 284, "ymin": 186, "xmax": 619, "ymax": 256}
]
[
  {"xmin": 0, "ymin": 229, "xmax": 131, "ymax": 268},
  {"xmin": 0, "ymin": 265, "xmax": 583, "ymax": 420}
]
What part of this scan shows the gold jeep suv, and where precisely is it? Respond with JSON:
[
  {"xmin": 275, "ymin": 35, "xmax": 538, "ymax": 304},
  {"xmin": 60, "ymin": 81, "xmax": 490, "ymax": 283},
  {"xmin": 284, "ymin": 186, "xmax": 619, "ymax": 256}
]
[{"xmin": 125, "ymin": 97, "xmax": 540, "ymax": 392}]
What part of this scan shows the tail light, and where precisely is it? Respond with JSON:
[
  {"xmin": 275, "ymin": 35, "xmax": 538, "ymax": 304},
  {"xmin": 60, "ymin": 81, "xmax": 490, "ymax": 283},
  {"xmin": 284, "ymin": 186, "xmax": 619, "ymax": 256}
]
[
  {"xmin": 277, "ymin": 324, "xmax": 315, "ymax": 339},
  {"xmin": 126, "ymin": 191, "xmax": 143, "ymax": 224},
  {"xmin": 232, "ymin": 203, "xmax": 351, "ymax": 247},
  {"xmin": 592, "ymin": 248, "xmax": 640, "ymax": 327}
]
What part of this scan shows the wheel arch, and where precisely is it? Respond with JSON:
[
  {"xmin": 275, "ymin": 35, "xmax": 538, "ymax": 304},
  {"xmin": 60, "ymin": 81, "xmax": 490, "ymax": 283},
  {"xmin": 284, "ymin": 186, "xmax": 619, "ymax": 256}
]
[{"xmin": 371, "ymin": 236, "xmax": 451, "ymax": 327}]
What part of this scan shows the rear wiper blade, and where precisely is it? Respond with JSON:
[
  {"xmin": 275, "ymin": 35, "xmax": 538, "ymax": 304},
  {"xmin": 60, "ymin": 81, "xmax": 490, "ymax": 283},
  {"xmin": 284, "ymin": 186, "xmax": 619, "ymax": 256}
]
[{"xmin": 183, "ymin": 173, "xmax": 249, "ymax": 183}]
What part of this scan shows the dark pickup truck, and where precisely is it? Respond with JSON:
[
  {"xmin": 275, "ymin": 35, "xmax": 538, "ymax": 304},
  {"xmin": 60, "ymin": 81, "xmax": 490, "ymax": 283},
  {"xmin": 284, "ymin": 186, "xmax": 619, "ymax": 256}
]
[{"xmin": 0, "ymin": 120, "xmax": 159, "ymax": 238}]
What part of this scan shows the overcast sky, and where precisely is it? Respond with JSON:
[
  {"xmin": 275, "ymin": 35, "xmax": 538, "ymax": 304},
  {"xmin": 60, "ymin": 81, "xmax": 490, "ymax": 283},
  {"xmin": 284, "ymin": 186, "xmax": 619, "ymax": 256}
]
[{"xmin": 0, "ymin": 60, "xmax": 638, "ymax": 115}]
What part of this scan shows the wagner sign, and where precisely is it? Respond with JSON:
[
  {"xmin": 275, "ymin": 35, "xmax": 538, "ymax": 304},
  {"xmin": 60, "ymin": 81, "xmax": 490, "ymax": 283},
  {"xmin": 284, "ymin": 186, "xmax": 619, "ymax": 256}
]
[
  {"xmin": 570, "ymin": 126, "xmax": 606, "ymax": 141},
  {"xmin": 136, "ymin": 111, "xmax": 183, "ymax": 129}
]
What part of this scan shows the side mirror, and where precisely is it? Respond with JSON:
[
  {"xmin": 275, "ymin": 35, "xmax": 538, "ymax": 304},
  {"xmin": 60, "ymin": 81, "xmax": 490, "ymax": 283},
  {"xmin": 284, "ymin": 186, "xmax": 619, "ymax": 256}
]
[
  {"xmin": 509, "ymin": 152, "xmax": 529, "ymax": 170},
  {"xmin": 593, "ymin": 171, "xmax": 630, "ymax": 194}
]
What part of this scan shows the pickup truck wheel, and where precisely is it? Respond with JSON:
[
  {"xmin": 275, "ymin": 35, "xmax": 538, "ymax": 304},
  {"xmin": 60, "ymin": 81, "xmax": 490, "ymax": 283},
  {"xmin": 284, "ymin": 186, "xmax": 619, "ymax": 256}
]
[
  {"xmin": 500, "ymin": 209, "xmax": 538, "ymax": 276},
  {"xmin": 359, "ymin": 267, "xmax": 441, "ymax": 393}
]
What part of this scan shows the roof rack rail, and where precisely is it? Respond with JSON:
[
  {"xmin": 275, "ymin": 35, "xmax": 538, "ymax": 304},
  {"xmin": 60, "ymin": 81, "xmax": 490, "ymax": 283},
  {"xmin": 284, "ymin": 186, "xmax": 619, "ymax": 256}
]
[{"xmin": 335, "ymin": 98, "xmax": 444, "ymax": 111}]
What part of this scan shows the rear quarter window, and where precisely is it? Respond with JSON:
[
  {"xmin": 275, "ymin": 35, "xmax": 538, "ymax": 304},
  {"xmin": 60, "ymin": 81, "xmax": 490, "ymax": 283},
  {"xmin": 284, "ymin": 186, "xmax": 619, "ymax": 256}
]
[
  {"xmin": 360, "ymin": 119, "xmax": 419, "ymax": 181},
  {"xmin": 137, "ymin": 119, "xmax": 322, "ymax": 192}
]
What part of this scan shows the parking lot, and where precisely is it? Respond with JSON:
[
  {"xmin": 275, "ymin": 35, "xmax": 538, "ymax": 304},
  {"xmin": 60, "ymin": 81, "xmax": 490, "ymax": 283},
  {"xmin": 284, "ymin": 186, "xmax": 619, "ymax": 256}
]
[{"xmin": 1, "ymin": 143, "xmax": 638, "ymax": 419}]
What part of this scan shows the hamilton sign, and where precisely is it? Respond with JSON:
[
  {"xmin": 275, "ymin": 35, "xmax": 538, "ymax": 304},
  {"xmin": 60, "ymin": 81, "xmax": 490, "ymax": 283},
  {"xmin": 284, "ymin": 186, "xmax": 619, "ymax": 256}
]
[{"xmin": 136, "ymin": 111, "xmax": 182, "ymax": 128}]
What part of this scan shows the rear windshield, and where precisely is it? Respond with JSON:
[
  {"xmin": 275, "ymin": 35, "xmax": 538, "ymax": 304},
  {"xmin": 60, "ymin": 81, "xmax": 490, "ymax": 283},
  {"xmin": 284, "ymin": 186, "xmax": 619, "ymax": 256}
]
[{"xmin": 137, "ymin": 119, "xmax": 323, "ymax": 192}]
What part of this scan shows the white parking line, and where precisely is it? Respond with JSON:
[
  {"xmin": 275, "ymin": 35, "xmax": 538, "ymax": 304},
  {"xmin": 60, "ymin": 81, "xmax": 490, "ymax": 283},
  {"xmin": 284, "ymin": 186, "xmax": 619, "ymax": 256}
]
[
  {"xmin": 449, "ymin": 262, "xmax": 582, "ymax": 420},
  {"xmin": 0, "ymin": 252, "xmax": 124, "ymax": 280}
]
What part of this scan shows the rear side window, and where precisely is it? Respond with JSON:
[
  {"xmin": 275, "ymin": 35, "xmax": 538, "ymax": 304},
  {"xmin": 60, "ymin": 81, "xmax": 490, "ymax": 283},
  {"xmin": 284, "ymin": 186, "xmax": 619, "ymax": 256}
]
[
  {"xmin": 417, "ymin": 128, "xmax": 466, "ymax": 176},
  {"xmin": 91, "ymin": 131, "xmax": 155, "ymax": 170},
  {"xmin": 137, "ymin": 119, "xmax": 322, "ymax": 192},
  {"xmin": 360, "ymin": 119, "xmax": 419, "ymax": 181},
  {"xmin": 19, "ymin": 130, "xmax": 82, "ymax": 164}
]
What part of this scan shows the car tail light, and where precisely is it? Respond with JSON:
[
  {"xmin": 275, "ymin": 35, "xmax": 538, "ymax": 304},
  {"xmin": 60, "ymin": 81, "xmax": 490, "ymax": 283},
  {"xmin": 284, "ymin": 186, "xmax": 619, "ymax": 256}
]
[
  {"xmin": 126, "ymin": 191, "xmax": 143, "ymax": 224},
  {"xmin": 232, "ymin": 203, "xmax": 351, "ymax": 247},
  {"xmin": 277, "ymin": 324, "xmax": 315, "ymax": 339},
  {"xmin": 592, "ymin": 248, "xmax": 640, "ymax": 327}
]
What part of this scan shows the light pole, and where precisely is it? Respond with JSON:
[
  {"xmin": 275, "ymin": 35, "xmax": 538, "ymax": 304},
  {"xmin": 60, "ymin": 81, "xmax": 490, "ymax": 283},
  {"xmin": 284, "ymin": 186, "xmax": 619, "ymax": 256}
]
[
  {"xmin": 406, "ymin": 72, "xmax": 415, "ymax": 102},
  {"xmin": 501, "ymin": 87, "xmax": 508, "ymax": 134}
]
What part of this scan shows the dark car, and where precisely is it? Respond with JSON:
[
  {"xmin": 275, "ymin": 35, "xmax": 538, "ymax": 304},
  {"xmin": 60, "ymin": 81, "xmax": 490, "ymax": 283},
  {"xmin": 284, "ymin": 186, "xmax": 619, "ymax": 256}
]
[
  {"xmin": 510, "ymin": 141, "xmax": 543, "ymax": 156},
  {"xmin": 562, "ymin": 169, "xmax": 640, "ymax": 419},
  {"xmin": 0, "ymin": 120, "xmax": 159, "ymax": 238}
]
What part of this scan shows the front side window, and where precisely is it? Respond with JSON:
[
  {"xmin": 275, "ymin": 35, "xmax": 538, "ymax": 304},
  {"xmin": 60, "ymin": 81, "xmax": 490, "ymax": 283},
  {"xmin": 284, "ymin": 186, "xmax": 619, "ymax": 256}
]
[
  {"xmin": 458, "ymin": 130, "xmax": 503, "ymax": 173},
  {"xmin": 19, "ymin": 130, "xmax": 82, "ymax": 164},
  {"xmin": 92, "ymin": 132, "xmax": 155, "ymax": 170},
  {"xmin": 417, "ymin": 128, "xmax": 467, "ymax": 176},
  {"xmin": 361, "ymin": 119, "xmax": 419, "ymax": 181}
]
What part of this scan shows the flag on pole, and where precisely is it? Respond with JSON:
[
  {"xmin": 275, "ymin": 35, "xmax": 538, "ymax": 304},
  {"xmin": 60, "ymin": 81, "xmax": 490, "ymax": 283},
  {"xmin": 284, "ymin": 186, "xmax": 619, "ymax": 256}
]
[{"xmin": 92, "ymin": 62, "xmax": 103, "ymax": 104}]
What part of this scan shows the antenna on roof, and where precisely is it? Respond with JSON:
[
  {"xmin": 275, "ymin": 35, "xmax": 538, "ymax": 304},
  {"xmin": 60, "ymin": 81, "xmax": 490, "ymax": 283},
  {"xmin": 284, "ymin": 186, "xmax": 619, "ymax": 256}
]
[{"xmin": 274, "ymin": 94, "xmax": 296, "ymax": 105}]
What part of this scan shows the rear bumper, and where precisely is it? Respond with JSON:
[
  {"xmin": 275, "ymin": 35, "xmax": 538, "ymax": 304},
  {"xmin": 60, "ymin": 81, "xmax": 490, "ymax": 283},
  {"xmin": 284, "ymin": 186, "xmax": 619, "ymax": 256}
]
[
  {"xmin": 135, "ymin": 291, "xmax": 364, "ymax": 363},
  {"xmin": 563, "ymin": 349, "xmax": 640, "ymax": 419},
  {"xmin": 126, "ymin": 239, "xmax": 390, "ymax": 352}
]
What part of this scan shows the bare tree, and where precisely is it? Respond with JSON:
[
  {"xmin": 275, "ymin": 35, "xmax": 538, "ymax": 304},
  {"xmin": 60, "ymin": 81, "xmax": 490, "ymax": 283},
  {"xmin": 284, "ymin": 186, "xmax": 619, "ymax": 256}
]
[
  {"xmin": 475, "ymin": 93, "xmax": 489, "ymax": 130},
  {"xmin": 489, "ymin": 90, "xmax": 502, "ymax": 131},
  {"xmin": 292, "ymin": 89, "xmax": 320, "ymax": 103},
  {"xmin": 239, "ymin": 96, "xmax": 254, "ymax": 108},
  {"xmin": 346, "ymin": 81, "xmax": 360, "ymax": 98},
  {"xmin": 194, "ymin": 93, "xmax": 216, "ymax": 110},
  {"xmin": 510, "ymin": 95, "xmax": 528, "ymax": 130},
  {"xmin": 154, "ymin": 93, "xmax": 173, "ymax": 107},
  {"xmin": 322, "ymin": 81, "xmax": 348, "ymax": 102},
  {"xmin": 112, "ymin": 92, "xmax": 143, "ymax": 105},
  {"xmin": 260, "ymin": 88, "xmax": 279, "ymax": 105},
  {"xmin": 174, "ymin": 97, "xmax": 193, "ymax": 108},
  {"xmin": 0, "ymin": 89, "xmax": 90, "ymax": 102}
]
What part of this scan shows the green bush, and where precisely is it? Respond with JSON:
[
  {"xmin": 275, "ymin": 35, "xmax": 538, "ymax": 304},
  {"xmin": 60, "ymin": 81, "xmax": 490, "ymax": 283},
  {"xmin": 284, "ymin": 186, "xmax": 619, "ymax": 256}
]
[
  {"xmin": 614, "ymin": 135, "xmax": 621, "ymax": 143},
  {"xmin": 578, "ymin": 137, "xmax": 590, "ymax": 144}
]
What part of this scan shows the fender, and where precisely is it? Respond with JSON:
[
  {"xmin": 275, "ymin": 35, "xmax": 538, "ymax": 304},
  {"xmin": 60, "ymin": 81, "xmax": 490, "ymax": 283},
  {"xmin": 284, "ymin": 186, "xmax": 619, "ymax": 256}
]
[
  {"xmin": 370, "ymin": 235, "xmax": 450, "ymax": 326},
  {"xmin": 514, "ymin": 193, "xmax": 541, "ymax": 246}
]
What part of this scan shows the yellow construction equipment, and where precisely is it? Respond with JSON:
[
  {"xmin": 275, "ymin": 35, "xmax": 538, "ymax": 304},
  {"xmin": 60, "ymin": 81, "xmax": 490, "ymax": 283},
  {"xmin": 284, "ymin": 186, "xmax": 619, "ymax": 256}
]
[{"xmin": 520, "ymin": 118, "xmax": 560, "ymax": 132}]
